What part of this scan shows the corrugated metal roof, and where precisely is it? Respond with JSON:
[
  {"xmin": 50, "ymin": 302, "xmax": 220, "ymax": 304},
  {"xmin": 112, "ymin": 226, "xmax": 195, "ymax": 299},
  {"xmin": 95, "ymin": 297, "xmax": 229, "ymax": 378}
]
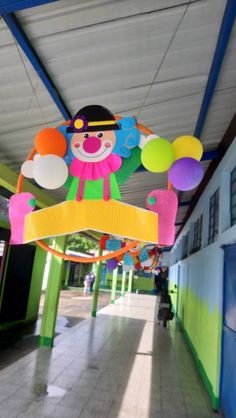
[{"xmin": 0, "ymin": 0, "xmax": 235, "ymax": 245}]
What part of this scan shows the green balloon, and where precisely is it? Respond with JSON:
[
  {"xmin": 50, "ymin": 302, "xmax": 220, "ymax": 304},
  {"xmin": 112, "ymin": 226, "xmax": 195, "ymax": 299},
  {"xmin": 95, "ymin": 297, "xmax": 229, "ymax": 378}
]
[{"xmin": 141, "ymin": 138, "xmax": 175, "ymax": 173}]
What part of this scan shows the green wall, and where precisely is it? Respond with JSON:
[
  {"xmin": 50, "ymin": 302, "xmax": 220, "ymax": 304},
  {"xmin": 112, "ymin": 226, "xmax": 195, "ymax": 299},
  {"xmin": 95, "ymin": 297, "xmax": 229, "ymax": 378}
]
[
  {"xmin": 104, "ymin": 271, "xmax": 154, "ymax": 292},
  {"xmin": 169, "ymin": 263, "xmax": 221, "ymax": 410}
]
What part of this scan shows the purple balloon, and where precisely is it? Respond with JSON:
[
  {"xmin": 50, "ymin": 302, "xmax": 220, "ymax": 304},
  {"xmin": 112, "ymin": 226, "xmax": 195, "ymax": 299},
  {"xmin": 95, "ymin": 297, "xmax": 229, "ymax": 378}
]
[
  {"xmin": 107, "ymin": 258, "xmax": 118, "ymax": 271},
  {"xmin": 169, "ymin": 157, "xmax": 204, "ymax": 191}
]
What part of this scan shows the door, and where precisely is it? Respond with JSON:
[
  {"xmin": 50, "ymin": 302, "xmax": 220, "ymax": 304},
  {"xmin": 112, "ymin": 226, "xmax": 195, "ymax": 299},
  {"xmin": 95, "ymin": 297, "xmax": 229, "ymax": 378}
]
[
  {"xmin": 0, "ymin": 244, "xmax": 36, "ymax": 323},
  {"xmin": 220, "ymin": 244, "xmax": 236, "ymax": 418}
]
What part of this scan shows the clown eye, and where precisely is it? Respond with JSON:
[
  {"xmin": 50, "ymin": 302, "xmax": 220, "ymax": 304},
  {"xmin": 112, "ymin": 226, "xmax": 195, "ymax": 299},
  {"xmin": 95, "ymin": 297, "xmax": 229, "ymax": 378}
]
[
  {"xmin": 97, "ymin": 132, "xmax": 103, "ymax": 138},
  {"xmin": 83, "ymin": 133, "xmax": 89, "ymax": 138}
]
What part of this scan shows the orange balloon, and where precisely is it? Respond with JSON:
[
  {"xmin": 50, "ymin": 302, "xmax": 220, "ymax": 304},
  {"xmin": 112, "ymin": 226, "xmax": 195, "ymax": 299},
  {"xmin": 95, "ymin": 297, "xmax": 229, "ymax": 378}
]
[{"xmin": 35, "ymin": 128, "xmax": 67, "ymax": 157}]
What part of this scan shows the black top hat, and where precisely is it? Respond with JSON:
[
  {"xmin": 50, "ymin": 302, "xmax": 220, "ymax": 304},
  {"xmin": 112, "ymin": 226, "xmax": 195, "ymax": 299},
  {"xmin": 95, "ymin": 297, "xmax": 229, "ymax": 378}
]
[{"xmin": 67, "ymin": 105, "xmax": 121, "ymax": 133}]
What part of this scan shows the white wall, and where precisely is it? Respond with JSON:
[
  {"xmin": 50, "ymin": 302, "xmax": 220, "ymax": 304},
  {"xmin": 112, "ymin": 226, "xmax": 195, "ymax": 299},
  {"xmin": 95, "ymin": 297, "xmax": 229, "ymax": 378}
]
[{"xmin": 170, "ymin": 137, "xmax": 236, "ymax": 314}]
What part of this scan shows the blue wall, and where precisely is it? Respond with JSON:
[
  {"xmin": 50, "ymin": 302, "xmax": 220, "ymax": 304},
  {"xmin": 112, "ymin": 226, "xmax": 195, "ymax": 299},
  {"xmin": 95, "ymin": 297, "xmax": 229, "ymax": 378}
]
[{"xmin": 169, "ymin": 138, "xmax": 236, "ymax": 408}]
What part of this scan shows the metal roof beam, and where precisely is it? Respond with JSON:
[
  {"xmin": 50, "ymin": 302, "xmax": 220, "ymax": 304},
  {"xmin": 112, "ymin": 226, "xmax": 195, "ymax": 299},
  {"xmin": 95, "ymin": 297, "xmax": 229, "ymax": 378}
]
[
  {"xmin": 194, "ymin": 0, "xmax": 236, "ymax": 138},
  {"xmin": 0, "ymin": 162, "xmax": 58, "ymax": 208},
  {"xmin": 201, "ymin": 149, "xmax": 220, "ymax": 161},
  {"xmin": 2, "ymin": 12, "xmax": 72, "ymax": 121},
  {"xmin": 0, "ymin": 0, "xmax": 58, "ymax": 14},
  {"xmin": 178, "ymin": 200, "xmax": 193, "ymax": 207}
]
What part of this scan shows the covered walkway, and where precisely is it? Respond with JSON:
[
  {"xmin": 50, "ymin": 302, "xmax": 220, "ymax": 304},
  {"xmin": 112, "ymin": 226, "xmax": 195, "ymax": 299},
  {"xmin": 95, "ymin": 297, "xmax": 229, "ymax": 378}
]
[{"xmin": 0, "ymin": 294, "xmax": 216, "ymax": 418}]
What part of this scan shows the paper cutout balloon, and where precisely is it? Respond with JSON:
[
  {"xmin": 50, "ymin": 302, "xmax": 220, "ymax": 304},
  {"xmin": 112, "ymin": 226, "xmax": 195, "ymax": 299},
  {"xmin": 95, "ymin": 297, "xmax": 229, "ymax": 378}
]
[
  {"xmin": 141, "ymin": 138, "xmax": 175, "ymax": 173},
  {"xmin": 107, "ymin": 258, "xmax": 118, "ymax": 271},
  {"xmin": 139, "ymin": 134, "xmax": 159, "ymax": 150},
  {"xmin": 21, "ymin": 160, "xmax": 34, "ymax": 178},
  {"xmin": 172, "ymin": 135, "xmax": 203, "ymax": 161},
  {"xmin": 34, "ymin": 155, "xmax": 68, "ymax": 189},
  {"xmin": 9, "ymin": 192, "xmax": 36, "ymax": 244},
  {"xmin": 100, "ymin": 235, "xmax": 109, "ymax": 250},
  {"xmin": 35, "ymin": 128, "xmax": 67, "ymax": 157},
  {"xmin": 168, "ymin": 157, "xmax": 204, "ymax": 191},
  {"xmin": 146, "ymin": 189, "xmax": 178, "ymax": 246}
]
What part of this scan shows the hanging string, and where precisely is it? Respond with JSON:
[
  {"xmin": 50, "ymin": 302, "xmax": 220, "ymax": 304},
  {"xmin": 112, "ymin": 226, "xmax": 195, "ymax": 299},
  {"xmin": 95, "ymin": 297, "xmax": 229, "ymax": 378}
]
[
  {"xmin": 14, "ymin": 38, "xmax": 48, "ymax": 125},
  {"xmin": 137, "ymin": 3, "xmax": 190, "ymax": 120}
]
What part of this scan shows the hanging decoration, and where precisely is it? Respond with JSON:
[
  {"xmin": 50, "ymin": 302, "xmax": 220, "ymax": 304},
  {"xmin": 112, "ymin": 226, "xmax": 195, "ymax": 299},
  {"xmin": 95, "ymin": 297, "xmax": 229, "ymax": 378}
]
[
  {"xmin": 99, "ymin": 235, "xmax": 162, "ymax": 273},
  {"xmin": 168, "ymin": 157, "xmax": 204, "ymax": 191},
  {"xmin": 141, "ymin": 137, "xmax": 175, "ymax": 173},
  {"xmin": 9, "ymin": 104, "xmax": 204, "ymax": 262},
  {"xmin": 146, "ymin": 189, "xmax": 178, "ymax": 246}
]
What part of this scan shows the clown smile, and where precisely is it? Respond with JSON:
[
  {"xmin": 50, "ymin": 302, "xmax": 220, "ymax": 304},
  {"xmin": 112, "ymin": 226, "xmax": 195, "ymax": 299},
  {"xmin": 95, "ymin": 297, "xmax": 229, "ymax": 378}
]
[
  {"xmin": 75, "ymin": 146, "xmax": 110, "ymax": 160},
  {"xmin": 71, "ymin": 133, "xmax": 115, "ymax": 162}
]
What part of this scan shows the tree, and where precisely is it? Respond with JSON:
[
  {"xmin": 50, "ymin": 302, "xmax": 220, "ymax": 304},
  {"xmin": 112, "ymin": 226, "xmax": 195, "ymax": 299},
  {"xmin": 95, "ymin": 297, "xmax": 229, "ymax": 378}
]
[{"xmin": 66, "ymin": 233, "xmax": 98, "ymax": 254}]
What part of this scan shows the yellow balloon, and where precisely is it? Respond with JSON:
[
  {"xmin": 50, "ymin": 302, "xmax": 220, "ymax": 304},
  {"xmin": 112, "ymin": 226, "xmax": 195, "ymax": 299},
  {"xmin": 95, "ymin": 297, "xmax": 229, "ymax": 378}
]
[{"xmin": 172, "ymin": 136, "xmax": 203, "ymax": 161}]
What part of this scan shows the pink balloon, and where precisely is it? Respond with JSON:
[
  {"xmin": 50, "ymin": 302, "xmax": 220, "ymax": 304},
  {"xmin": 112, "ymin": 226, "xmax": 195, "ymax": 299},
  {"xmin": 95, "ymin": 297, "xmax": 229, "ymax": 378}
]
[
  {"xmin": 146, "ymin": 189, "xmax": 178, "ymax": 246},
  {"xmin": 169, "ymin": 157, "xmax": 204, "ymax": 191}
]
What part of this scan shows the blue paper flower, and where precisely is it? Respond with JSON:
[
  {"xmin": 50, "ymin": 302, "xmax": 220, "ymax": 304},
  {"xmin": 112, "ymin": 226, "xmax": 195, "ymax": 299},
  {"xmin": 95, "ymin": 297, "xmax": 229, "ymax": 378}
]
[
  {"xmin": 106, "ymin": 239, "xmax": 122, "ymax": 251},
  {"xmin": 113, "ymin": 117, "xmax": 140, "ymax": 158},
  {"xmin": 57, "ymin": 126, "xmax": 74, "ymax": 164}
]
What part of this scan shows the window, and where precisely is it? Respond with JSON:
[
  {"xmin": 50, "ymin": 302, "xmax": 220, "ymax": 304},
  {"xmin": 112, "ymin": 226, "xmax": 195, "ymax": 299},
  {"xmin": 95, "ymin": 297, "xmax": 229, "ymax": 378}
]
[
  {"xmin": 230, "ymin": 167, "xmax": 236, "ymax": 226},
  {"xmin": 192, "ymin": 215, "xmax": 202, "ymax": 253},
  {"xmin": 181, "ymin": 232, "xmax": 189, "ymax": 259},
  {"xmin": 208, "ymin": 188, "xmax": 219, "ymax": 244}
]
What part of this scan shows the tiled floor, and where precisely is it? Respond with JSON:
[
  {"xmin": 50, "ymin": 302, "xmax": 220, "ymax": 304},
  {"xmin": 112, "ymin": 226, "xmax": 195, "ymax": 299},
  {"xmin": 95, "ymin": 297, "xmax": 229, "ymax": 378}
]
[{"xmin": 0, "ymin": 294, "xmax": 218, "ymax": 418}]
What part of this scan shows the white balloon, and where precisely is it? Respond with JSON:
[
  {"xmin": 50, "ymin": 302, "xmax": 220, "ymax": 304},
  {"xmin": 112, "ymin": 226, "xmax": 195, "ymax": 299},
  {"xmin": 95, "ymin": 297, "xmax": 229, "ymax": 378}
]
[
  {"xmin": 33, "ymin": 153, "xmax": 41, "ymax": 161},
  {"xmin": 21, "ymin": 160, "xmax": 34, "ymax": 178},
  {"xmin": 139, "ymin": 134, "xmax": 159, "ymax": 149},
  {"xmin": 34, "ymin": 154, "xmax": 68, "ymax": 189}
]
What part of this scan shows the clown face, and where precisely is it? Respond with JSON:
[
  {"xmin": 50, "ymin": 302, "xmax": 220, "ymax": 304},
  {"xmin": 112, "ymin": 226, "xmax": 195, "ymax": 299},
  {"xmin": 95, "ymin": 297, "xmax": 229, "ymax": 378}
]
[{"xmin": 71, "ymin": 130, "xmax": 116, "ymax": 162}]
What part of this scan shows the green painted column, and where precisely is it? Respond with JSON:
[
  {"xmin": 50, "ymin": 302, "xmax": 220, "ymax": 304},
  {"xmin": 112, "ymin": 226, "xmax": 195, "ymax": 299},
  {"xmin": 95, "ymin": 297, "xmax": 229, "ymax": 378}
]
[
  {"xmin": 110, "ymin": 267, "xmax": 118, "ymax": 304},
  {"xmin": 39, "ymin": 236, "xmax": 66, "ymax": 348},
  {"xmin": 121, "ymin": 270, "xmax": 126, "ymax": 297},
  {"xmin": 64, "ymin": 261, "xmax": 71, "ymax": 288},
  {"xmin": 128, "ymin": 269, "xmax": 133, "ymax": 293},
  {"xmin": 91, "ymin": 248, "xmax": 103, "ymax": 318},
  {"xmin": 26, "ymin": 245, "xmax": 48, "ymax": 321}
]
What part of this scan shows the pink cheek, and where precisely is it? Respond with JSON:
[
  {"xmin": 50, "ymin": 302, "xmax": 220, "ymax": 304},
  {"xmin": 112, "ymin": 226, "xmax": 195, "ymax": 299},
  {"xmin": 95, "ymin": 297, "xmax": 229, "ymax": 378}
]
[
  {"xmin": 74, "ymin": 143, "xmax": 80, "ymax": 148},
  {"xmin": 105, "ymin": 142, "xmax": 111, "ymax": 148}
]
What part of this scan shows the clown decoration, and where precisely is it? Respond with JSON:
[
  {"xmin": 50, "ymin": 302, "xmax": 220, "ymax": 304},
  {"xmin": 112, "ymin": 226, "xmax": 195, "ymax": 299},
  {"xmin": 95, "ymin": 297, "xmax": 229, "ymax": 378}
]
[
  {"xmin": 9, "ymin": 104, "xmax": 204, "ymax": 255},
  {"xmin": 66, "ymin": 105, "xmax": 123, "ymax": 201},
  {"xmin": 21, "ymin": 105, "xmax": 140, "ymax": 202}
]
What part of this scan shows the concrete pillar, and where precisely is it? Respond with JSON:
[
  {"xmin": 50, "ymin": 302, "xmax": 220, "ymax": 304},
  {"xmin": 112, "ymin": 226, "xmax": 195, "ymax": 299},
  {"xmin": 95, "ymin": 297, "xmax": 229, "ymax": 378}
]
[
  {"xmin": 91, "ymin": 248, "xmax": 103, "ymax": 317},
  {"xmin": 121, "ymin": 270, "xmax": 126, "ymax": 297},
  {"xmin": 110, "ymin": 267, "xmax": 118, "ymax": 304},
  {"xmin": 64, "ymin": 261, "xmax": 71, "ymax": 288},
  {"xmin": 39, "ymin": 236, "xmax": 66, "ymax": 347},
  {"xmin": 128, "ymin": 269, "xmax": 133, "ymax": 293}
]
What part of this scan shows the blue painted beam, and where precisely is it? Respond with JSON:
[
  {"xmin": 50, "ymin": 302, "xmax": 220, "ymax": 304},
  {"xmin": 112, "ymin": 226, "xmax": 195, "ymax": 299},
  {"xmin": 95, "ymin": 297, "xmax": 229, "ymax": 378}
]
[
  {"xmin": 178, "ymin": 200, "xmax": 193, "ymax": 207},
  {"xmin": 3, "ymin": 13, "xmax": 72, "ymax": 121},
  {"xmin": 194, "ymin": 0, "xmax": 236, "ymax": 138},
  {"xmin": 0, "ymin": 0, "xmax": 58, "ymax": 13},
  {"xmin": 201, "ymin": 149, "xmax": 220, "ymax": 161},
  {"xmin": 159, "ymin": 247, "xmax": 172, "ymax": 252}
]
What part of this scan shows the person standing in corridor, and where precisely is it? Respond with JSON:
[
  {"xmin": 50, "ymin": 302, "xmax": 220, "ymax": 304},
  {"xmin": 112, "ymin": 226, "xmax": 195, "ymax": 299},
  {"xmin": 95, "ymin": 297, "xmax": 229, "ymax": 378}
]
[{"xmin": 89, "ymin": 271, "xmax": 95, "ymax": 294}]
